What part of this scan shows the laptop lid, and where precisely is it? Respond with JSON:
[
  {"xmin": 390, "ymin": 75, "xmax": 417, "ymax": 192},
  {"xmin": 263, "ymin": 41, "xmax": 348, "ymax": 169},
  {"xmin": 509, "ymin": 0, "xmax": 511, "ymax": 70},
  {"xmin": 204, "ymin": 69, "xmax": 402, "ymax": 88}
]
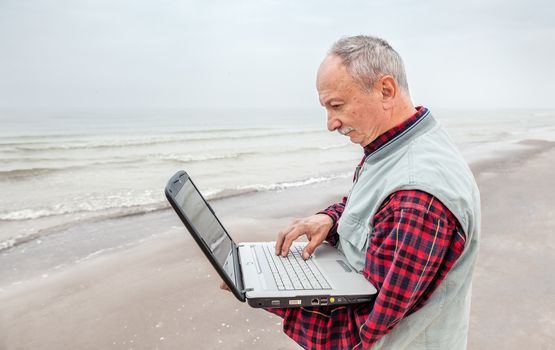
[{"xmin": 165, "ymin": 170, "xmax": 246, "ymax": 302}]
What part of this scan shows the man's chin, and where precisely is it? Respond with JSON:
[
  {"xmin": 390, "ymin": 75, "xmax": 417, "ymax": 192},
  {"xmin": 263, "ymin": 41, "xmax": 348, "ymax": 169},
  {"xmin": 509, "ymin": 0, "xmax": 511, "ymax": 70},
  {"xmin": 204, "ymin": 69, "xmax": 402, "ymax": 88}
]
[
  {"xmin": 348, "ymin": 134, "xmax": 370, "ymax": 147},
  {"xmin": 347, "ymin": 133, "xmax": 362, "ymax": 145}
]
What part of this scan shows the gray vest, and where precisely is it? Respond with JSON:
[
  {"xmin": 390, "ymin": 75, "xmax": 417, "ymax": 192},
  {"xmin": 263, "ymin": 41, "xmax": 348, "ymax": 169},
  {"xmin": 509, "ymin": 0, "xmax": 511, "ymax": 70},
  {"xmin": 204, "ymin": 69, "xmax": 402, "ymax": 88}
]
[{"xmin": 337, "ymin": 111, "xmax": 481, "ymax": 349}]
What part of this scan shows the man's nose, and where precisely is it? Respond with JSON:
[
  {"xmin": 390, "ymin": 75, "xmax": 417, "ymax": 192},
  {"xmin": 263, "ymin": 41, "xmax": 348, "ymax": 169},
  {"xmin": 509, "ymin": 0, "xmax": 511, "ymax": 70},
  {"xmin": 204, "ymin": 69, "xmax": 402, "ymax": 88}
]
[{"xmin": 327, "ymin": 114, "xmax": 341, "ymax": 132}]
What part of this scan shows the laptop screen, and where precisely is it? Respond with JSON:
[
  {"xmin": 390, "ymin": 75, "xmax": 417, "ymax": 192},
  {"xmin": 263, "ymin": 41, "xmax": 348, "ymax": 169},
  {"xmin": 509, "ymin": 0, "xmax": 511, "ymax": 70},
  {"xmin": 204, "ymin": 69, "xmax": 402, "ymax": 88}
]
[{"xmin": 174, "ymin": 178, "xmax": 234, "ymax": 275}]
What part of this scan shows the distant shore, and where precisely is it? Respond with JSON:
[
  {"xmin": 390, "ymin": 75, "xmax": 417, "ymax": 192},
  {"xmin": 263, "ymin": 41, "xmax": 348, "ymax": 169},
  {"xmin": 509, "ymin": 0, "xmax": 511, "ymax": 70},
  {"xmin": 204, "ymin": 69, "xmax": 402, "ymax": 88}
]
[{"xmin": 1, "ymin": 139, "xmax": 554, "ymax": 349}]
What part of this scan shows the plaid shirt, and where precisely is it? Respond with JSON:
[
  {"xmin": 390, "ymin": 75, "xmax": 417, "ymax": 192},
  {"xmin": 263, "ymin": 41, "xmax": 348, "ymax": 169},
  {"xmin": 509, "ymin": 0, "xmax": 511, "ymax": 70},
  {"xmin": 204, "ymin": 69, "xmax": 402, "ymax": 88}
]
[{"xmin": 267, "ymin": 107, "xmax": 466, "ymax": 349}]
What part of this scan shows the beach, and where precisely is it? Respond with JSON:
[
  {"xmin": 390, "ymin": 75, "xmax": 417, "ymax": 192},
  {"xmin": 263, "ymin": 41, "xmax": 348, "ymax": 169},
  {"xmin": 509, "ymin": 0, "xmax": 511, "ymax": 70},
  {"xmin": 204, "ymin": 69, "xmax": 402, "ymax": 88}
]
[
  {"xmin": 468, "ymin": 140, "xmax": 555, "ymax": 349},
  {"xmin": 1, "ymin": 110, "xmax": 554, "ymax": 349},
  {"xmin": 0, "ymin": 175, "xmax": 352, "ymax": 350}
]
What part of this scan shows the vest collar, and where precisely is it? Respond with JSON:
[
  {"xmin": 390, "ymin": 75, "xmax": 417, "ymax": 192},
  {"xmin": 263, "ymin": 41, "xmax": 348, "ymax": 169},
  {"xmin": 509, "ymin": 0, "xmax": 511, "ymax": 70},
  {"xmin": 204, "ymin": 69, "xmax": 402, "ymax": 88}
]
[{"xmin": 365, "ymin": 110, "xmax": 437, "ymax": 164}]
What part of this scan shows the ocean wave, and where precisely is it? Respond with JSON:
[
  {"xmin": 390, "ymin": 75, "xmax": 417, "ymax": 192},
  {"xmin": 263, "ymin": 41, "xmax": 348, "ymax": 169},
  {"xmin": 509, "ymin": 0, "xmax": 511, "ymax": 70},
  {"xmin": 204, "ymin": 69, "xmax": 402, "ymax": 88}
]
[
  {"xmin": 0, "ymin": 172, "xmax": 351, "ymax": 251},
  {"xmin": 0, "ymin": 159, "xmax": 139, "ymax": 180},
  {"xmin": 0, "ymin": 190, "xmax": 165, "ymax": 221},
  {"xmin": 6, "ymin": 129, "xmax": 325, "ymax": 152},
  {"xmin": 316, "ymin": 144, "xmax": 350, "ymax": 151},
  {"xmin": 0, "ymin": 205, "xmax": 170, "ymax": 252},
  {"xmin": 0, "ymin": 202, "xmax": 165, "ymax": 221},
  {"xmin": 0, "ymin": 173, "xmax": 350, "ymax": 223},
  {"xmin": 0, "ymin": 167, "xmax": 60, "ymax": 179},
  {"xmin": 202, "ymin": 187, "xmax": 259, "ymax": 201},
  {"xmin": 156, "ymin": 143, "xmax": 349, "ymax": 163},
  {"xmin": 203, "ymin": 173, "xmax": 351, "ymax": 201},
  {"xmin": 0, "ymin": 156, "xmax": 81, "ymax": 163},
  {"xmin": 0, "ymin": 143, "xmax": 350, "ymax": 179},
  {"xmin": 157, "ymin": 152, "xmax": 259, "ymax": 163},
  {"xmin": 155, "ymin": 144, "xmax": 348, "ymax": 163},
  {"xmin": 0, "ymin": 127, "xmax": 284, "ymax": 144},
  {"xmin": 0, "ymin": 133, "xmax": 93, "ymax": 144},
  {"xmin": 238, "ymin": 173, "xmax": 351, "ymax": 192}
]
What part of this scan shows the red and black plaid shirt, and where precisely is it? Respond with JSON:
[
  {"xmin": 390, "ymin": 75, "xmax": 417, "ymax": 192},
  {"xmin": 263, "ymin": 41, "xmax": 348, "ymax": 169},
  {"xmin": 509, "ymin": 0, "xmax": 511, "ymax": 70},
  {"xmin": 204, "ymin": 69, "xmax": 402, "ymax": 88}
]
[{"xmin": 267, "ymin": 107, "xmax": 466, "ymax": 349}]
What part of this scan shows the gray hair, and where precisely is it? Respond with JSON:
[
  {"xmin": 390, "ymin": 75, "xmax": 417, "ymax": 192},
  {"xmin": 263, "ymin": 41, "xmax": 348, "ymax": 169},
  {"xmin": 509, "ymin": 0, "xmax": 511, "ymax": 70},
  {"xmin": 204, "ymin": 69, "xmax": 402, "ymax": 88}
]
[{"xmin": 329, "ymin": 35, "xmax": 410, "ymax": 95}]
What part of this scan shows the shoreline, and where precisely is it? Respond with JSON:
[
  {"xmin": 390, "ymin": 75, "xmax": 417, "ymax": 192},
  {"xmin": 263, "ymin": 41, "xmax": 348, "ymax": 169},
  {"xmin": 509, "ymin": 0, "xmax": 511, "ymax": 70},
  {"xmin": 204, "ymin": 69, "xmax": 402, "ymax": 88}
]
[
  {"xmin": 0, "ymin": 173, "xmax": 353, "ymax": 290},
  {"xmin": 0, "ymin": 136, "xmax": 543, "ymax": 255},
  {"xmin": 0, "ymin": 138, "xmax": 554, "ymax": 349},
  {"xmin": 0, "ymin": 172, "xmax": 353, "ymax": 253}
]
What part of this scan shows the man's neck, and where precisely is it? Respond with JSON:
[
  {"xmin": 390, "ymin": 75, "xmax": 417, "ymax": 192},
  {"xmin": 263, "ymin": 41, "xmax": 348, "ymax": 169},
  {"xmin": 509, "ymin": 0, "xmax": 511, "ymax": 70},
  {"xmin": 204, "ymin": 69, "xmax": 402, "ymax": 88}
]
[{"xmin": 384, "ymin": 99, "xmax": 417, "ymax": 133}]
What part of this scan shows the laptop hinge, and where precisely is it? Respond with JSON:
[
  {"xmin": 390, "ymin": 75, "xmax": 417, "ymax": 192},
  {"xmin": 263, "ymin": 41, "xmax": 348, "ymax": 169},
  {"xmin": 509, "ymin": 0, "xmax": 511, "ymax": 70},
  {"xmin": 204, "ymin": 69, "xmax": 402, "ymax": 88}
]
[
  {"xmin": 234, "ymin": 242, "xmax": 247, "ymax": 296},
  {"xmin": 235, "ymin": 244, "xmax": 254, "ymax": 295}
]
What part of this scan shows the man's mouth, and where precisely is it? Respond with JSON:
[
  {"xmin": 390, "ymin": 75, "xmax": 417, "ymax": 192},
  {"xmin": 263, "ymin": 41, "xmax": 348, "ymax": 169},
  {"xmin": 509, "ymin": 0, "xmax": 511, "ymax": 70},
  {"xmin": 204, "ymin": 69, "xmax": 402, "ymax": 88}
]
[{"xmin": 338, "ymin": 127, "xmax": 354, "ymax": 136}]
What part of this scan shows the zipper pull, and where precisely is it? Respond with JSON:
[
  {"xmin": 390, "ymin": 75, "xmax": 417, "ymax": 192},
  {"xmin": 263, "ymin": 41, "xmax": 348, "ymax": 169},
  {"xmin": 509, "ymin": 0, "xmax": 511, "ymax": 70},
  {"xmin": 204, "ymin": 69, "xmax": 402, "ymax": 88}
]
[{"xmin": 354, "ymin": 165, "xmax": 362, "ymax": 183}]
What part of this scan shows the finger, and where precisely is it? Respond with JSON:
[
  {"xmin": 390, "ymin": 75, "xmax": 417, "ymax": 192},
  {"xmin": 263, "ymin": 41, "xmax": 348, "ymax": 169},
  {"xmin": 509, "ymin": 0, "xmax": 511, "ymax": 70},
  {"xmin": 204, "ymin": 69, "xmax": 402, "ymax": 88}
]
[
  {"xmin": 275, "ymin": 229, "xmax": 287, "ymax": 255},
  {"xmin": 275, "ymin": 224, "xmax": 296, "ymax": 255},
  {"xmin": 281, "ymin": 227, "xmax": 303, "ymax": 257},
  {"xmin": 302, "ymin": 238, "xmax": 323, "ymax": 260},
  {"xmin": 220, "ymin": 281, "xmax": 230, "ymax": 291}
]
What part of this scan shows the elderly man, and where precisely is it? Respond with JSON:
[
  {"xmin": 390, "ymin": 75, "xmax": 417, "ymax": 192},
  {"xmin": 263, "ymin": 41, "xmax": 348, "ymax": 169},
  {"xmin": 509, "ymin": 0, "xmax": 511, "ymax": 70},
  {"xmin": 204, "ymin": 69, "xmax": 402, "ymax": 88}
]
[{"xmin": 267, "ymin": 35, "xmax": 481, "ymax": 349}]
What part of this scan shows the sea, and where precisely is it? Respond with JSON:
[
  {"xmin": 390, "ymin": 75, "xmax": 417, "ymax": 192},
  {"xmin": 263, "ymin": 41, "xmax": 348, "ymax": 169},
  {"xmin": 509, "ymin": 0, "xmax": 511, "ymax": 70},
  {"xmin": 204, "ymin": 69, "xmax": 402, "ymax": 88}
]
[{"xmin": 1, "ymin": 107, "xmax": 554, "ymax": 287}]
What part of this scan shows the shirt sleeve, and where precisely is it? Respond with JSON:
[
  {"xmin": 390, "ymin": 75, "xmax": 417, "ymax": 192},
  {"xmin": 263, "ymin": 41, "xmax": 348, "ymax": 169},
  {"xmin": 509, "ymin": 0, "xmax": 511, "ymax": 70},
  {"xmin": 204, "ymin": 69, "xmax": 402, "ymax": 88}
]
[
  {"xmin": 317, "ymin": 196, "xmax": 347, "ymax": 246},
  {"xmin": 265, "ymin": 190, "xmax": 466, "ymax": 350},
  {"xmin": 355, "ymin": 191, "xmax": 465, "ymax": 347}
]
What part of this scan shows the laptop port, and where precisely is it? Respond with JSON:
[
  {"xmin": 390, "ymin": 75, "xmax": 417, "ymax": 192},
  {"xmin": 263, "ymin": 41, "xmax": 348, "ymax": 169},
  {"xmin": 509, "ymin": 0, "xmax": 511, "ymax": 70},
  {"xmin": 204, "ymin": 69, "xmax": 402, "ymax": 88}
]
[
  {"xmin": 320, "ymin": 298, "xmax": 328, "ymax": 305},
  {"xmin": 311, "ymin": 298, "xmax": 320, "ymax": 305}
]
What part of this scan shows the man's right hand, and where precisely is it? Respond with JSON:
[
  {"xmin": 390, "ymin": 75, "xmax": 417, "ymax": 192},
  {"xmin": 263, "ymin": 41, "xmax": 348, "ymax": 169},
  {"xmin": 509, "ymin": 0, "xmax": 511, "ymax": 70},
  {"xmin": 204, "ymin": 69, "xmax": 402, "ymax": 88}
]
[{"xmin": 275, "ymin": 214, "xmax": 334, "ymax": 260}]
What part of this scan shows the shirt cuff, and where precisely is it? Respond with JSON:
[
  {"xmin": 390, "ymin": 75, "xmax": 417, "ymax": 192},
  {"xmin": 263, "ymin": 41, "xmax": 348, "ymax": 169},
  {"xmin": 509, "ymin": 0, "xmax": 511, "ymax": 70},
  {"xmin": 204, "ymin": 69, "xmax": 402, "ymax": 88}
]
[{"xmin": 316, "ymin": 211, "xmax": 340, "ymax": 246}]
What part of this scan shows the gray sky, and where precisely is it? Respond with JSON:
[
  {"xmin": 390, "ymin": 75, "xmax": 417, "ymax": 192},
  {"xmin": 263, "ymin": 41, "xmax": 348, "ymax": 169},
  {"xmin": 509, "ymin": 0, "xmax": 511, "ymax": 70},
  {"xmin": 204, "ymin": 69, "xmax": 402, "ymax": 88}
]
[{"xmin": 1, "ymin": 0, "xmax": 554, "ymax": 115}]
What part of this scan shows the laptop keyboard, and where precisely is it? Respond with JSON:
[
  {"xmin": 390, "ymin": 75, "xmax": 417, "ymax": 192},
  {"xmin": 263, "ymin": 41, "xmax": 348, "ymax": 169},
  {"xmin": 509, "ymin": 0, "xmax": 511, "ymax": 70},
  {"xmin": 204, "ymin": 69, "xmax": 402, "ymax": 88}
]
[{"xmin": 262, "ymin": 243, "xmax": 331, "ymax": 290}]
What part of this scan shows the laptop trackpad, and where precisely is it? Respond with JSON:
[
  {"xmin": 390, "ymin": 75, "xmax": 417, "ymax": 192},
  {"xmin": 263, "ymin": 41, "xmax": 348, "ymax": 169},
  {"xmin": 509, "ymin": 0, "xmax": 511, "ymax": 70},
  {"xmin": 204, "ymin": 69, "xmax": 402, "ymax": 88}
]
[{"xmin": 320, "ymin": 259, "xmax": 353, "ymax": 274}]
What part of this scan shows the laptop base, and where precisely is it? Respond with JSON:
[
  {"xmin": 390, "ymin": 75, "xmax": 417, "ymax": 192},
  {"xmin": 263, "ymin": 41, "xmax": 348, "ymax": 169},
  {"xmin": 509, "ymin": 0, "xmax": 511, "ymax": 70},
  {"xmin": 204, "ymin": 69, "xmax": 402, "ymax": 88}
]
[{"xmin": 249, "ymin": 294, "xmax": 374, "ymax": 308}]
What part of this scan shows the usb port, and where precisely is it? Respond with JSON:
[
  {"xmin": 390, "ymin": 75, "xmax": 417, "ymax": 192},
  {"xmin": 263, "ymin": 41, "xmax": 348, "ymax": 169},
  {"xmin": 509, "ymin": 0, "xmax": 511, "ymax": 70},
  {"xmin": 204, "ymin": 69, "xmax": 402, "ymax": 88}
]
[
  {"xmin": 320, "ymin": 298, "xmax": 328, "ymax": 305},
  {"xmin": 271, "ymin": 300, "xmax": 280, "ymax": 306}
]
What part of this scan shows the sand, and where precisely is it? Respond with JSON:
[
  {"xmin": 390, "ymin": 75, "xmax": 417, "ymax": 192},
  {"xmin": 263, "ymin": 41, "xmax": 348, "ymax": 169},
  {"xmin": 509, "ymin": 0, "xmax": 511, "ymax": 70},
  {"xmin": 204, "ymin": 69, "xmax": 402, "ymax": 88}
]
[
  {"xmin": 1, "ymin": 140, "xmax": 554, "ymax": 350},
  {"xmin": 468, "ymin": 140, "xmax": 555, "ymax": 349}
]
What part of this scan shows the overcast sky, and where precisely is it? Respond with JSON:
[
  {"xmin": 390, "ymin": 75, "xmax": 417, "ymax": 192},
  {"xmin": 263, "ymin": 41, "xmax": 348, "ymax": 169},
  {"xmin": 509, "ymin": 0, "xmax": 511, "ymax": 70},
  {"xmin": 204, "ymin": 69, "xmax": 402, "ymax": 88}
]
[{"xmin": 0, "ymin": 0, "xmax": 554, "ymax": 115}]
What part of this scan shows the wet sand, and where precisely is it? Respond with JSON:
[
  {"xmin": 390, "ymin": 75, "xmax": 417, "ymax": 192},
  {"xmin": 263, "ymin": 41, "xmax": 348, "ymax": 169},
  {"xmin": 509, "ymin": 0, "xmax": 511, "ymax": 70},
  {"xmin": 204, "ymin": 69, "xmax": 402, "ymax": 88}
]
[{"xmin": 1, "ymin": 140, "xmax": 554, "ymax": 349}]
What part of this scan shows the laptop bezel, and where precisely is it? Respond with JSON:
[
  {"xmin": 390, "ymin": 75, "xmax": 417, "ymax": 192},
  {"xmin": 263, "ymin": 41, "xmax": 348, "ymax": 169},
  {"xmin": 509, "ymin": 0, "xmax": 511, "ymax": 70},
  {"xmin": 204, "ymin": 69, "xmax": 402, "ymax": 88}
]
[{"xmin": 165, "ymin": 170, "xmax": 246, "ymax": 302}]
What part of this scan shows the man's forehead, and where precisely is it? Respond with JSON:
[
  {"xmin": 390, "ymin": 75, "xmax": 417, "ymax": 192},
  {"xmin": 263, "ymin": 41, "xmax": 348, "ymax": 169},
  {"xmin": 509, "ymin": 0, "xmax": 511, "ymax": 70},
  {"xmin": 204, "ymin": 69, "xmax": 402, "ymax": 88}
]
[
  {"xmin": 317, "ymin": 55, "xmax": 347, "ymax": 81},
  {"xmin": 317, "ymin": 55, "xmax": 356, "ymax": 103}
]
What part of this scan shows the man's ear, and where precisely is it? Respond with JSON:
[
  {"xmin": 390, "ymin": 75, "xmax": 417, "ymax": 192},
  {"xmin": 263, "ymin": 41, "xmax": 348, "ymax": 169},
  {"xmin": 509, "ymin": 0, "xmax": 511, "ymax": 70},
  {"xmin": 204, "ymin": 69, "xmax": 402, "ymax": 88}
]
[{"xmin": 380, "ymin": 75, "xmax": 397, "ymax": 109}]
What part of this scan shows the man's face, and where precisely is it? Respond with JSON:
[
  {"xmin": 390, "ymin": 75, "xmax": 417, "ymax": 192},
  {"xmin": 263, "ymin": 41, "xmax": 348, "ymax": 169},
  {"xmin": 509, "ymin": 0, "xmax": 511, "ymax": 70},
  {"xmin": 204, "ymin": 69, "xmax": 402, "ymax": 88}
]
[{"xmin": 316, "ymin": 55, "xmax": 386, "ymax": 147}]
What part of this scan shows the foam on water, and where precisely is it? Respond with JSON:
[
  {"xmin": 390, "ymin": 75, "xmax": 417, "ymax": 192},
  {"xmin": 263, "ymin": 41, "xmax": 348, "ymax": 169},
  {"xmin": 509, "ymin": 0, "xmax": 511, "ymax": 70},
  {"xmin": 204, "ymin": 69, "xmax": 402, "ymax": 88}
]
[{"xmin": 0, "ymin": 189, "xmax": 163, "ymax": 221}]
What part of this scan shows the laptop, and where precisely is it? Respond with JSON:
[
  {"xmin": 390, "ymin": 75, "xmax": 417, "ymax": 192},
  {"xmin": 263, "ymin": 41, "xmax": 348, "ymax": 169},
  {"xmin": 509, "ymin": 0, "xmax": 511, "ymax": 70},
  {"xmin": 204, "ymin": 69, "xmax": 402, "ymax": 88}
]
[{"xmin": 165, "ymin": 170, "xmax": 377, "ymax": 308}]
